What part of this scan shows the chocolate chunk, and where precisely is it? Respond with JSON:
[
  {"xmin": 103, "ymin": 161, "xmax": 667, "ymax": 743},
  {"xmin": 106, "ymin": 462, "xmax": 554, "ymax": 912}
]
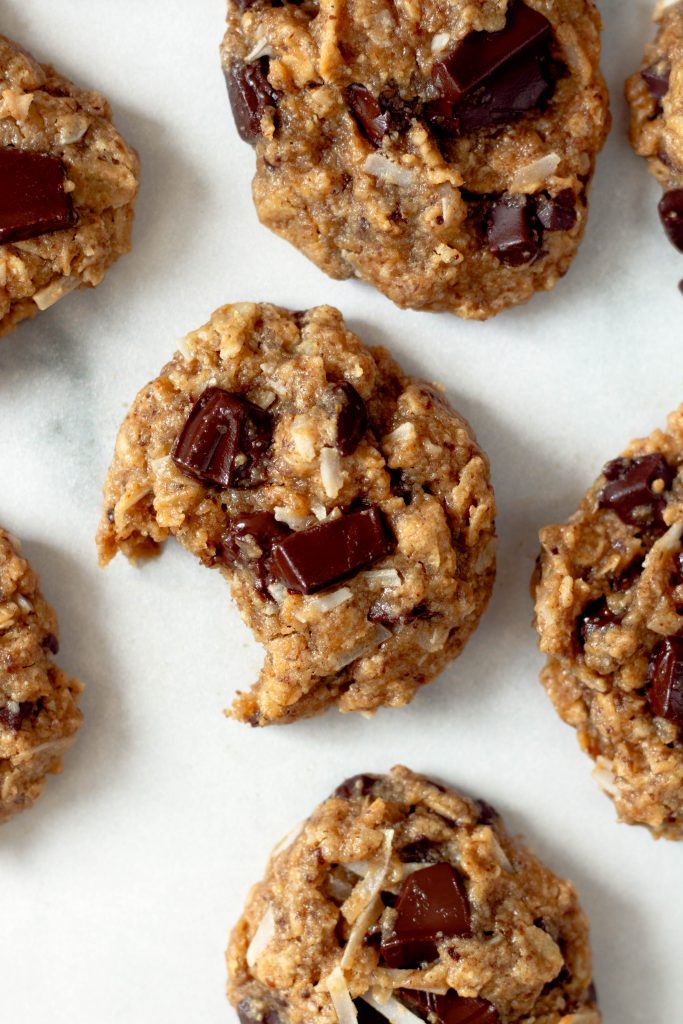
[
  {"xmin": 598, "ymin": 454, "xmax": 675, "ymax": 527},
  {"xmin": 347, "ymin": 85, "xmax": 392, "ymax": 147},
  {"xmin": 578, "ymin": 598, "xmax": 621, "ymax": 647},
  {"xmin": 647, "ymin": 637, "xmax": 683, "ymax": 727},
  {"xmin": 41, "ymin": 632, "xmax": 60, "ymax": 655},
  {"xmin": 398, "ymin": 990, "xmax": 500, "ymax": 1024},
  {"xmin": 332, "ymin": 382, "xmax": 368, "ymax": 456},
  {"xmin": 380, "ymin": 863, "xmax": 471, "ymax": 968},
  {"xmin": 641, "ymin": 62, "xmax": 670, "ymax": 101},
  {"xmin": 535, "ymin": 189, "xmax": 577, "ymax": 231},
  {"xmin": 658, "ymin": 189, "xmax": 683, "ymax": 252},
  {"xmin": 487, "ymin": 195, "xmax": 539, "ymax": 265},
  {"xmin": 0, "ymin": 148, "xmax": 76, "ymax": 244},
  {"xmin": 218, "ymin": 512, "xmax": 290, "ymax": 594},
  {"xmin": 0, "ymin": 701, "xmax": 33, "ymax": 732},
  {"xmin": 270, "ymin": 506, "xmax": 394, "ymax": 594},
  {"xmin": 333, "ymin": 773, "xmax": 382, "ymax": 799},
  {"xmin": 226, "ymin": 59, "xmax": 278, "ymax": 144},
  {"xmin": 614, "ymin": 557, "xmax": 644, "ymax": 592},
  {"xmin": 172, "ymin": 387, "xmax": 272, "ymax": 488}
]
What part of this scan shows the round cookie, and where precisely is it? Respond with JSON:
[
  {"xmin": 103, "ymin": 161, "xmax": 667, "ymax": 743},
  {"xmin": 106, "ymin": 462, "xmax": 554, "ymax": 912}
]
[
  {"xmin": 227, "ymin": 766, "xmax": 600, "ymax": 1024},
  {"xmin": 220, "ymin": 0, "xmax": 609, "ymax": 320},
  {"xmin": 533, "ymin": 406, "xmax": 683, "ymax": 840},
  {"xmin": 0, "ymin": 35, "xmax": 139, "ymax": 338},
  {"xmin": 0, "ymin": 528, "xmax": 83, "ymax": 824},
  {"xmin": 97, "ymin": 303, "xmax": 496, "ymax": 725}
]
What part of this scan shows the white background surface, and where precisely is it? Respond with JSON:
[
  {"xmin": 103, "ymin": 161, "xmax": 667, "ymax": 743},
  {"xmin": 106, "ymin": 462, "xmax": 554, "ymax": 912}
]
[{"xmin": 0, "ymin": 0, "xmax": 680, "ymax": 1021}]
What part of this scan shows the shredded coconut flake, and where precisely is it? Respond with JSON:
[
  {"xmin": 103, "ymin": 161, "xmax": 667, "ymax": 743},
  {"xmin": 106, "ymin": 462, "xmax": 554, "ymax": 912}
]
[
  {"xmin": 326, "ymin": 967, "xmax": 359, "ymax": 1024},
  {"xmin": 337, "ymin": 625, "xmax": 391, "ymax": 669},
  {"xmin": 16, "ymin": 595, "xmax": 32, "ymax": 613},
  {"xmin": 246, "ymin": 906, "xmax": 276, "ymax": 969},
  {"xmin": 593, "ymin": 757, "xmax": 619, "ymax": 797},
  {"xmin": 274, "ymin": 506, "xmax": 310, "ymax": 530},
  {"xmin": 306, "ymin": 587, "xmax": 353, "ymax": 613},
  {"xmin": 245, "ymin": 37, "xmax": 271, "ymax": 62},
  {"xmin": 312, "ymin": 504, "xmax": 328, "ymax": 521},
  {"xmin": 384, "ymin": 422, "xmax": 416, "ymax": 444},
  {"xmin": 378, "ymin": 971, "xmax": 448, "ymax": 993},
  {"xmin": 654, "ymin": 520, "xmax": 683, "ymax": 552},
  {"xmin": 321, "ymin": 447, "xmax": 344, "ymax": 499},
  {"xmin": 341, "ymin": 830, "xmax": 394, "ymax": 967},
  {"xmin": 431, "ymin": 32, "xmax": 450, "ymax": 52},
  {"xmin": 361, "ymin": 993, "xmax": 426, "ymax": 1024},
  {"xmin": 362, "ymin": 569, "xmax": 401, "ymax": 588},
  {"xmin": 363, "ymin": 154, "xmax": 415, "ymax": 188},
  {"xmin": 176, "ymin": 335, "xmax": 192, "ymax": 360},
  {"xmin": 33, "ymin": 277, "xmax": 79, "ymax": 311},
  {"xmin": 267, "ymin": 582, "xmax": 288, "ymax": 605},
  {"xmin": 291, "ymin": 418, "xmax": 317, "ymax": 461},
  {"xmin": 510, "ymin": 152, "xmax": 560, "ymax": 191}
]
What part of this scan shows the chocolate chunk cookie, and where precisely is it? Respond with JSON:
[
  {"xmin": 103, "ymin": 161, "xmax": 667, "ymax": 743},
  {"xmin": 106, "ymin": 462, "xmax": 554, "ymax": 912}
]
[
  {"xmin": 533, "ymin": 406, "xmax": 683, "ymax": 839},
  {"xmin": 227, "ymin": 766, "xmax": 600, "ymax": 1024},
  {"xmin": 220, "ymin": 0, "xmax": 609, "ymax": 320},
  {"xmin": 0, "ymin": 528, "xmax": 83, "ymax": 824},
  {"xmin": 97, "ymin": 303, "xmax": 496, "ymax": 725},
  {"xmin": 0, "ymin": 35, "xmax": 139, "ymax": 337}
]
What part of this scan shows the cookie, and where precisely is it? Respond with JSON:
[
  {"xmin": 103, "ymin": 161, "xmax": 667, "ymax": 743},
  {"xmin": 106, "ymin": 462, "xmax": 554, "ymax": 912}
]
[
  {"xmin": 626, "ymin": 1, "xmax": 683, "ymax": 258},
  {"xmin": 533, "ymin": 406, "xmax": 683, "ymax": 839},
  {"xmin": 0, "ymin": 35, "xmax": 139, "ymax": 337},
  {"xmin": 0, "ymin": 528, "xmax": 83, "ymax": 824},
  {"xmin": 97, "ymin": 303, "xmax": 496, "ymax": 725},
  {"xmin": 227, "ymin": 766, "xmax": 599, "ymax": 1024},
  {"xmin": 220, "ymin": 0, "xmax": 609, "ymax": 320}
]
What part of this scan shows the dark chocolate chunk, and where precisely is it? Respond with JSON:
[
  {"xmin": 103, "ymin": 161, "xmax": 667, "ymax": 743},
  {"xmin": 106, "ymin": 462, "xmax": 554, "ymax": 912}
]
[
  {"xmin": 578, "ymin": 597, "xmax": 621, "ymax": 647},
  {"xmin": 641, "ymin": 62, "xmax": 670, "ymax": 101},
  {"xmin": 333, "ymin": 773, "xmax": 382, "ymax": 799},
  {"xmin": 487, "ymin": 195, "xmax": 539, "ymax": 265},
  {"xmin": 380, "ymin": 862, "xmax": 471, "ymax": 968},
  {"xmin": 658, "ymin": 189, "xmax": 683, "ymax": 252},
  {"xmin": 172, "ymin": 387, "xmax": 272, "ymax": 488},
  {"xmin": 41, "ymin": 632, "xmax": 60, "ymax": 655},
  {"xmin": 614, "ymin": 557, "xmax": 644, "ymax": 592},
  {"xmin": 535, "ymin": 189, "xmax": 577, "ymax": 231},
  {"xmin": 332, "ymin": 382, "xmax": 368, "ymax": 456},
  {"xmin": 218, "ymin": 511, "xmax": 291, "ymax": 594},
  {"xmin": 0, "ymin": 148, "xmax": 76, "ymax": 245},
  {"xmin": 226, "ymin": 59, "xmax": 278, "ymax": 144},
  {"xmin": 0, "ymin": 700, "xmax": 33, "ymax": 732},
  {"xmin": 398, "ymin": 990, "xmax": 500, "ymax": 1024},
  {"xmin": 270, "ymin": 506, "xmax": 394, "ymax": 594},
  {"xmin": 647, "ymin": 637, "xmax": 683, "ymax": 727},
  {"xmin": 347, "ymin": 85, "xmax": 392, "ymax": 148},
  {"xmin": 598, "ymin": 454, "xmax": 675, "ymax": 527}
]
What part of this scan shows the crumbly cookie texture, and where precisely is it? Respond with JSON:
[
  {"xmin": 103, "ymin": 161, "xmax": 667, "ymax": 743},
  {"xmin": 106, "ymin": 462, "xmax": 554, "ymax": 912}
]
[
  {"xmin": 0, "ymin": 35, "xmax": 139, "ymax": 337},
  {"xmin": 0, "ymin": 528, "xmax": 83, "ymax": 824},
  {"xmin": 97, "ymin": 303, "xmax": 496, "ymax": 726},
  {"xmin": 227, "ymin": 766, "xmax": 599, "ymax": 1024},
  {"xmin": 220, "ymin": 0, "xmax": 609, "ymax": 320},
  {"xmin": 533, "ymin": 406, "xmax": 683, "ymax": 840}
]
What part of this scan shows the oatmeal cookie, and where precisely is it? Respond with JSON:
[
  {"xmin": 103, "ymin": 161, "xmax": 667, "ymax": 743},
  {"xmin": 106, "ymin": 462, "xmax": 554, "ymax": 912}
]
[
  {"xmin": 626, "ymin": 1, "xmax": 683, "ymax": 256},
  {"xmin": 0, "ymin": 528, "xmax": 83, "ymax": 824},
  {"xmin": 0, "ymin": 35, "xmax": 139, "ymax": 338},
  {"xmin": 220, "ymin": 0, "xmax": 609, "ymax": 320},
  {"xmin": 533, "ymin": 405, "xmax": 683, "ymax": 839},
  {"xmin": 97, "ymin": 303, "xmax": 496, "ymax": 725},
  {"xmin": 227, "ymin": 766, "xmax": 599, "ymax": 1024}
]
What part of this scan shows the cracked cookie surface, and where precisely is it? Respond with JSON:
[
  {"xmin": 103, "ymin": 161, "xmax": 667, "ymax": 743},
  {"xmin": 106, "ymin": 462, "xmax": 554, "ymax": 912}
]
[
  {"xmin": 220, "ymin": 0, "xmax": 609, "ymax": 319},
  {"xmin": 533, "ymin": 406, "xmax": 683, "ymax": 840},
  {"xmin": 0, "ymin": 528, "xmax": 83, "ymax": 824},
  {"xmin": 97, "ymin": 302, "xmax": 496, "ymax": 725},
  {"xmin": 0, "ymin": 34, "xmax": 139, "ymax": 337},
  {"xmin": 227, "ymin": 766, "xmax": 599, "ymax": 1024}
]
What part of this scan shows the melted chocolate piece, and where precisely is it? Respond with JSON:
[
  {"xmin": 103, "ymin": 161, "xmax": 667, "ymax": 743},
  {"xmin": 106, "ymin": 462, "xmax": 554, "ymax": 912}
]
[
  {"xmin": 487, "ymin": 195, "xmax": 539, "ymax": 265},
  {"xmin": 333, "ymin": 773, "xmax": 382, "ymax": 799},
  {"xmin": 658, "ymin": 189, "xmax": 683, "ymax": 252},
  {"xmin": 226, "ymin": 59, "xmax": 278, "ymax": 144},
  {"xmin": 578, "ymin": 597, "xmax": 621, "ymax": 647},
  {"xmin": 0, "ymin": 148, "xmax": 76, "ymax": 244},
  {"xmin": 332, "ymin": 382, "xmax": 368, "ymax": 456},
  {"xmin": 399, "ymin": 990, "xmax": 500, "ymax": 1024},
  {"xmin": 41, "ymin": 632, "xmax": 60, "ymax": 655},
  {"xmin": 380, "ymin": 863, "xmax": 471, "ymax": 968},
  {"xmin": 270, "ymin": 506, "xmax": 394, "ymax": 594},
  {"xmin": 598, "ymin": 454, "xmax": 675, "ymax": 527},
  {"xmin": 172, "ymin": 387, "xmax": 272, "ymax": 488},
  {"xmin": 0, "ymin": 701, "xmax": 33, "ymax": 731},
  {"xmin": 347, "ymin": 85, "xmax": 392, "ymax": 147},
  {"xmin": 641, "ymin": 62, "xmax": 670, "ymax": 101},
  {"xmin": 218, "ymin": 512, "xmax": 291, "ymax": 594},
  {"xmin": 536, "ymin": 189, "xmax": 577, "ymax": 231},
  {"xmin": 647, "ymin": 637, "xmax": 683, "ymax": 727}
]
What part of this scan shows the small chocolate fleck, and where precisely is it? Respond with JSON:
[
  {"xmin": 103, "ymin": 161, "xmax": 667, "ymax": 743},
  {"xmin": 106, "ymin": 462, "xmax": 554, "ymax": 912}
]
[
  {"xmin": 658, "ymin": 189, "xmax": 683, "ymax": 252},
  {"xmin": 487, "ymin": 195, "xmax": 539, "ymax": 266},
  {"xmin": 398, "ymin": 990, "xmax": 500, "ymax": 1024},
  {"xmin": 225, "ymin": 59, "xmax": 278, "ymax": 144},
  {"xmin": 172, "ymin": 387, "xmax": 272, "ymax": 488},
  {"xmin": 578, "ymin": 597, "xmax": 621, "ymax": 647},
  {"xmin": 647, "ymin": 637, "xmax": 683, "ymax": 727},
  {"xmin": 270, "ymin": 506, "xmax": 394, "ymax": 594},
  {"xmin": 41, "ymin": 632, "xmax": 59, "ymax": 655},
  {"xmin": 332, "ymin": 382, "xmax": 368, "ymax": 456},
  {"xmin": 473, "ymin": 798, "xmax": 500, "ymax": 826},
  {"xmin": 380, "ymin": 862, "xmax": 471, "ymax": 968},
  {"xmin": 0, "ymin": 148, "xmax": 77, "ymax": 245},
  {"xmin": 535, "ymin": 189, "xmax": 577, "ymax": 231},
  {"xmin": 399, "ymin": 838, "xmax": 441, "ymax": 863},
  {"xmin": 333, "ymin": 773, "xmax": 382, "ymax": 799},
  {"xmin": 217, "ymin": 511, "xmax": 291, "ymax": 594},
  {"xmin": 598, "ymin": 454, "xmax": 675, "ymax": 527},
  {"xmin": 0, "ymin": 700, "xmax": 33, "ymax": 732},
  {"xmin": 641, "ymin": 62, "xmax": 670, "ymax": 102}
]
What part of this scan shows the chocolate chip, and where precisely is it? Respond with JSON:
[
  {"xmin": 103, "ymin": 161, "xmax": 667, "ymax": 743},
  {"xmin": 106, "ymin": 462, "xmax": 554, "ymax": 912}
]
[
  {"xmin": 0, "ymin": 148, "xmax": 77, "ymax": 244},
  {"xmin": 332, "ymin": 382, "xmax": 368, "ymax": 456},
  {"xmin": 346, "ymin": 85, "xmax": 392, "ymax": 147},
  {"xmin": 487, "ymin": 195, "xmax": 539, "ymax": 265},
  {"xmin": 535, "ymin": 189, "xmax": 577, "ymax": 231},
  {"xmin": 578, "ymin": 598, "xmax": 621, "ymax": 647},
  {"xmin": 641, "ymin": 62, "xmax": 670, "ymax": 101},
  {"xmin": 41, "ymin": 632, "xmax": 59, "ymax": 655},
  {"xmin": 0, "ymin": 701, "xmax": 33, "ymax": 732},
  {"xmin": 398, "ymin": 990, "xmax": 500, "ymax": 1024},
  {"xmin": 172, "ymin": 387, "xmax": 272, "ymax": 488},
  {"xmin": 380, "ymin": 863, "xmax": 471, "ymax": 968},
  {"xmin": 217, "ymin": 511, "xmax": 290, "ymax": 594},
  {"xmin": 270, "ymin": 506, "xmax": 394, "ymax": 594},
  {"xmin": 598, "ymin": 454, "xmax": 675, "ymax": 527},
  {"xmin": 333, "ymin": 774, "xmax": 382, "ymax": 799},
  {"xmin": 647, "ymin": 637, "xmax": 683, "ymax": 727},
  {"xmin": 658, "ymin": 189, "xmax": 683, "ymax": 252},
  {"xmin": 225, "ymin": 59, "xmax": 278, "ymax": 144}
]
